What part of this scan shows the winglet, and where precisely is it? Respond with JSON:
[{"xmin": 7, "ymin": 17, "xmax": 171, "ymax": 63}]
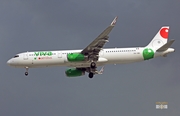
[{"xmin": 110, "ymin": 16, "xmax": 118, "ymax": 26}]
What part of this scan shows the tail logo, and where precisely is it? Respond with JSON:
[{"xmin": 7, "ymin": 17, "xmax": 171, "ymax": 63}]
[{"xmin": 160, "ymin": 28, "xmax": 169, "ymax": 39}]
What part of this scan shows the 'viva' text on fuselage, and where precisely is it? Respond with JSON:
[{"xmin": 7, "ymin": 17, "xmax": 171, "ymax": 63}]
[{"xmin": 34, "ymin": 51, "xmax": 53, "ymax": 56}]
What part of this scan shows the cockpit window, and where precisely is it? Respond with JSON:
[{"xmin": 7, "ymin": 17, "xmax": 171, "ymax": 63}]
[{"xmin": 14, "ymin": 55, "xmax": 19, "ymax": 58}]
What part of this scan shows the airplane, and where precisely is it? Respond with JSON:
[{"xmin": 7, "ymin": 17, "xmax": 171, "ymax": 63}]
[{"xmin": 7, "ymin": 16, "xmax": 175, "ymax": 78}]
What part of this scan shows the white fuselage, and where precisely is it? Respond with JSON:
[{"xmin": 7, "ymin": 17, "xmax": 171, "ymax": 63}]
[{"xmin": 7, "ymin": 47, "xmax": 174, "ymax": 68}]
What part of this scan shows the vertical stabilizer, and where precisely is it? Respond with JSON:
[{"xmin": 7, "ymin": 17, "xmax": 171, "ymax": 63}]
[{"xmin": 146, "ymin": 26, "xmax": 169, "ymax": 49}]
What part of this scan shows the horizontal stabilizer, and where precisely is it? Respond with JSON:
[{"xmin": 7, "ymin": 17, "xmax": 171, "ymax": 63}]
[
  {"xmin": 94, "ymin": 66, "xmax": 104, "ymax": 74},
  {"xmin": 98, "ymin": 66, "xmax": 104, "ymax": 74},
  {"xmin": 156, "ymin": 39, "xmax": 175, "ymax": 52}
]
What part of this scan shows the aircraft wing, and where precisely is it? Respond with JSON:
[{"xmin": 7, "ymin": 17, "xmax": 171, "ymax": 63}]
[{"xmin": 81, "ymin": 16, "xmax": 118, "ymax": 61}]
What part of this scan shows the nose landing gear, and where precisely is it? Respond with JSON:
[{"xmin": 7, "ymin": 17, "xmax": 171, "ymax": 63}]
[
  {"xmin": 25, "ymin": 67, "xmax": 29, "ymax": 76},
  {"xmin": 25, "ymin": 72, "xmax": 28, "ymax": 76}
]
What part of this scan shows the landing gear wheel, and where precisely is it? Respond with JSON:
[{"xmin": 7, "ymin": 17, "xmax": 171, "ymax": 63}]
[
  {"xmin": 25, "ymin": 72, "xmax": 28, "ymax": 76},
  {"xmin": 25, "ymin": 67, "xmax": 29, "ymax": 76},
  {"xmin": 90, "ymin": 62, "xmax": 96, "ymax": 68},
  {"xmin": 88, "ymin": 73, "xmax": 94, "ymax": 78}
]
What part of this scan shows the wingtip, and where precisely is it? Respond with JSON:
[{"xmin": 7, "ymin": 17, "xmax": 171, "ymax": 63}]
[{"xmin": 110, "ymin": 16, "xmax": 118, "ymax": 26}]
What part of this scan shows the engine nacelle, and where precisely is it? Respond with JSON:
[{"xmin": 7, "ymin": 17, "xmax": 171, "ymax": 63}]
[
  {"xmin": 67, "ymin": 53, "xmax": 87, "ymax": 62},
  {"xmin": 65, "ymin": 68, "xmax": 85, "ymax": 77}
]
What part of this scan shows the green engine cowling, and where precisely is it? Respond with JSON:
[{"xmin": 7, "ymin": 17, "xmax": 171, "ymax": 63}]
[
  {"xmin": 67, "ymin": 53, "xmax": 86, "ymax": 62},
  {"xmin": 65, "ymin": 68, "xmax": 85, "ymax": 77}
]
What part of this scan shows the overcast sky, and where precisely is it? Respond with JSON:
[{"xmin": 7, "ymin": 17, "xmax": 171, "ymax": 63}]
[{"xmin": 1, "ymin": 0, "xmax": 180, "ymax": 116}]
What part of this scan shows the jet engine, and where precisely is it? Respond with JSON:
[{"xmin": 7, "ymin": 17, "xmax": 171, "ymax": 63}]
[
  {"xmin": 65, "ymin": 68, "xmax": 85, "ymax": 77},
  {"xmin": 67, "ymin": 53, "xmax": 87, "ymax": 62}
]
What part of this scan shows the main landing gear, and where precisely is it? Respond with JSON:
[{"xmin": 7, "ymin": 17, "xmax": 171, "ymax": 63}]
[
  {"xmin": 88, "ymin": 72, "xmax": 94, "ymax": 78},
  {"xmin": 90, "ymin": 62, "xmax": 96, "ymax": 68},
  {"xmin": 88, "ymin": 62, "xmax": 96, "ymax": 78},
  {"xmin": 25, "ymin": 67, "xmax": 29, "ymax": 76}
]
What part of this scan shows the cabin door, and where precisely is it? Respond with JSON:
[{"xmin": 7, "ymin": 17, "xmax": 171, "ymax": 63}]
[{"xmin": 23, "ymin": 52, "xmax": 28, "ymax": 60}]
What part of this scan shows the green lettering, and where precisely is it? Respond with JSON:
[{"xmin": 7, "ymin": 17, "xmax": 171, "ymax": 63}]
[
  {"xmin": 40, "ymin": 52, "xmax": 47, "ymax": 56},
  {"xmin": 34, "ymin": 52, "xmax": 39, "ymax": 56},
  {"xmin": 47, "ymin": 52, "xmax": 52, "ymax": 56},
  {"xmin": 34, "ymin": 51, "xmax": 53, "ymax": 56}
]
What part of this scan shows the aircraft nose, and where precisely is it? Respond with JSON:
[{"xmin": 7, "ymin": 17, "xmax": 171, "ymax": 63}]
[{"xmin": 7, "ymin": 59, "xmax": 13, "ymax": 65}]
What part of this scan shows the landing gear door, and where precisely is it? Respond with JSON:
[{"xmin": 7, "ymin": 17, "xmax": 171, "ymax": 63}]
[
  {"xmin": 58, "ymin": 52, "xmax": 62, "ymax": 58},
  {"xmin": 23, "ymin": 52, "xmax": 28, "ymax": 60}
]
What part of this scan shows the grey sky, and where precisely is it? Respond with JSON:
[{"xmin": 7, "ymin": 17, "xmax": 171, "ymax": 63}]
[{"xmin": 1, "ymin": 0, "xmax": 180, "ymax": 116}]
